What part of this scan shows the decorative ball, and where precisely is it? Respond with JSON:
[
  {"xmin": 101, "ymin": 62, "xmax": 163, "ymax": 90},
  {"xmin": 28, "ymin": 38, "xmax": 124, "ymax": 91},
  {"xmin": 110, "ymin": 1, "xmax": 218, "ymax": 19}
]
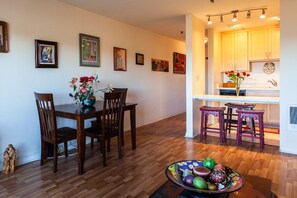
[
  {"xmin": 209, "ymin": 169, "xmax": 227, "ymax": 184},
  {"xmin": 203, "ymin": 157, "xmax": 216, "ymax": 170}
]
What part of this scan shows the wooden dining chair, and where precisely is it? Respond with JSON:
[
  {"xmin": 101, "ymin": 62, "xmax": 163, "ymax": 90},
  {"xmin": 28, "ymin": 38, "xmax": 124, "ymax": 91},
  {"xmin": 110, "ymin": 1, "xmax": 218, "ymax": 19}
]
[
  {"xmin": 90, "ymin": 88, "xmax": 128, "ymax": 147},
  {"xmin": 34, "ymin": 92, "xmax": 77, "ymax": 173},
  {"xmin": 85, "ymin": 92, "xmax": 125, "ymax": 165}
]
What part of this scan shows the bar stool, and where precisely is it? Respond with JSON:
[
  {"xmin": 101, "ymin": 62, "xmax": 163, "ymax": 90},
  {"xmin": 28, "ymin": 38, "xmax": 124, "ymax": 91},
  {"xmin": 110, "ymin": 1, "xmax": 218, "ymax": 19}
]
[
  {"xmin": 236, "ymin": 109, "xmax": 265, "ymax": 150},
  {"xmin": 225, "ymin": 103, "xmax": 256, "ymax": 134},
  {"xmin": 200, "ymin": 106, "xmax": 226, "ymax": 143}
]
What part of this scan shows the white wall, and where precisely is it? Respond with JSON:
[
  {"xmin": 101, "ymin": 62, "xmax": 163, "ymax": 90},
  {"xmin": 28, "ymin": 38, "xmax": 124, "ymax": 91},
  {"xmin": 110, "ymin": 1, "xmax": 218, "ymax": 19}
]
[
  {"xmin": 0, "ymin": 0, "xmax": 186, "ymax": 167},
  {"xmin": 279, "ymin": 0, "xmax": 297, "ymax": 154}
]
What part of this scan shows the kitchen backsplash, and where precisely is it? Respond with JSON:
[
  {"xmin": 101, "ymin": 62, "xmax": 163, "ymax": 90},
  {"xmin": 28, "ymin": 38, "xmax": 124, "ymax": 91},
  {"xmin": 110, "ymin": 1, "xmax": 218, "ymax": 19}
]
[{"xmin": 223, "ymin": 61, "xmax": 280, "ymax": 88}]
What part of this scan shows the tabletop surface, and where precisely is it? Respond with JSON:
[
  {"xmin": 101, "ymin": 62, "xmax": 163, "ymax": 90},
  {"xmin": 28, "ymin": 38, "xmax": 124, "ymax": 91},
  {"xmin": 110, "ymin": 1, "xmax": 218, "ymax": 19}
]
[{"xmin": 55, "ymin": 101, "xmax": 137, "ymax": 115}]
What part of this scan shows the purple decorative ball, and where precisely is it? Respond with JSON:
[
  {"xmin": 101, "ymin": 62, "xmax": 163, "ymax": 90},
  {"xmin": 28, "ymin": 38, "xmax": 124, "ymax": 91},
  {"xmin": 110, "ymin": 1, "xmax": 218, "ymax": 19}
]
[{"xmin": 185, "ymin": 174, "xmax": 195, "ymax": 186}]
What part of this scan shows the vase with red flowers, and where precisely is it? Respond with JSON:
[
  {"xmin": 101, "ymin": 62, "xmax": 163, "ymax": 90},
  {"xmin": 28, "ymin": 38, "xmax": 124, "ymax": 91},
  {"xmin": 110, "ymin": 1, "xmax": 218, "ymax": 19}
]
[
  {"xmin": 224, "ymin": 70, "xmax": 250, "ymax": 96},
  {"xmin": 69, "ymin": 74, "xmax": 112, "ymax": 106}
]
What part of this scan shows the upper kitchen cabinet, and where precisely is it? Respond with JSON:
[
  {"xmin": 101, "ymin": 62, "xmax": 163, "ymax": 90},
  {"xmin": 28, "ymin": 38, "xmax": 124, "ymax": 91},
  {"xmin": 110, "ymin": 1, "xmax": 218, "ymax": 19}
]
[
  {"xmin": 248, "ymin": 27, "xmax": 280, "ymax": 61},
  {"xmin": 221, "ymin": 31, "xmax": 249, "ymax": 72}
]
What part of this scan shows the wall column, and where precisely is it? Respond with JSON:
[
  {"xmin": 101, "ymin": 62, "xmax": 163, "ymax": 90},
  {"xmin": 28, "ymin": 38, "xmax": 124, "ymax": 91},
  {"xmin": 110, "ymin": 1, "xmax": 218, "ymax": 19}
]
[{"xmin": 185, "ymin": 14, "xmax": 206, "ymax": 138}]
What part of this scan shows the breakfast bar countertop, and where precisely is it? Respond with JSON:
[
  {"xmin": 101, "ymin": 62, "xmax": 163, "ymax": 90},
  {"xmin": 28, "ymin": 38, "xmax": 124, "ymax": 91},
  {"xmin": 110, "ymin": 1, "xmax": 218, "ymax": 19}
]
[{"xmin": 193, "ymin": 94, "xmax": 280, "ymax": 104}]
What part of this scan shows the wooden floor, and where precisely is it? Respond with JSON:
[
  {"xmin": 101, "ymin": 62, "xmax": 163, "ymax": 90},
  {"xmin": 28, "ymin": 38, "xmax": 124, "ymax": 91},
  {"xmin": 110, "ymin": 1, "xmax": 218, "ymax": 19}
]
[{"xmin": 1, "ymin": 113, "xmax": 297, "ymax": 198}]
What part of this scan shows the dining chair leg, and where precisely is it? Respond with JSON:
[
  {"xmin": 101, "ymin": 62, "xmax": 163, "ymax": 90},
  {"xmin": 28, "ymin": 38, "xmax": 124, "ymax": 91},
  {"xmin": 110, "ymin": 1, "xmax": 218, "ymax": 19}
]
[
  {"xmin": 107, "ymin": 138, "xmax": 111, "ymax": 152},
  {"xmin": 102, "ymin": 139, "xmax": 107, "ymax": 167},
  {"xmin": 91, "ymin": 137, "xmax": 94, "ymax": 148},
  {"xmin": 118, "ymin": 136, "xmax": 123, "ymax": 159},
  {"xmin": 41, "ymin": 141, "xmax": 46, "ymax": 165},
  {"xmin": 53, "ymin": 144, "xmax": 58, "ymax": 173},
  {"xmin": 64, "ymin": 141, "xmax": 68, "ymax": 157}
]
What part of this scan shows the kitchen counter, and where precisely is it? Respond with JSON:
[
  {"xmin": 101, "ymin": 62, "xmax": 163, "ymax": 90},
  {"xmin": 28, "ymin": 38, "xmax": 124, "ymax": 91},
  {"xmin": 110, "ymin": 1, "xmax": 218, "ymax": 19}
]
[
  {"xmin": 186, "ymin": 94, "xmax": 280, "ymax": 138},
  {"xmin": 218, "ymin": 86, "xmax": 280, "ymax": 91},
  {"xmin": 193, "ymin": 94, "xmax": 279, "ymax": 104}
]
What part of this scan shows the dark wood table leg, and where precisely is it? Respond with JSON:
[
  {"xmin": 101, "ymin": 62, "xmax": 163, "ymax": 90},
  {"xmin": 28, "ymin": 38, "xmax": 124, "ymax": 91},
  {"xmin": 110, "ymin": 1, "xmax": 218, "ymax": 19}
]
[
  {"xmin": 76, "ymin": 115, "xmax": 85, "ymax": 175},
  {"xmin": 130, "ymin": 105, "xmax": 136, "ymax": 150}
]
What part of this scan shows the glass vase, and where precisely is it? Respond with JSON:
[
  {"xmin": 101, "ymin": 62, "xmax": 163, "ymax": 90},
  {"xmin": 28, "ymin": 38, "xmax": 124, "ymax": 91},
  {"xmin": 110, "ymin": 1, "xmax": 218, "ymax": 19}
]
[{"xmin": 235, "ymin": 85, "xmax": 240, "ymax": 96}]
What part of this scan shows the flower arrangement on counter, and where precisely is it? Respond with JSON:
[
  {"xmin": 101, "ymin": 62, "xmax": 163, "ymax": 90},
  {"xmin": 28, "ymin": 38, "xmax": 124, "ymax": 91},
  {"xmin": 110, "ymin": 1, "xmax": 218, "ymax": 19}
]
[
  {"xmin": 224, "ymin": 70, "xmax": 250, "ymax": 96},
  {"xmin": 224, "ymin": 70, "xmax": 250, "ymax": 87},
  {"xmin": 69, "ymin": 74, "xmax": 112, "ymax": 105}
]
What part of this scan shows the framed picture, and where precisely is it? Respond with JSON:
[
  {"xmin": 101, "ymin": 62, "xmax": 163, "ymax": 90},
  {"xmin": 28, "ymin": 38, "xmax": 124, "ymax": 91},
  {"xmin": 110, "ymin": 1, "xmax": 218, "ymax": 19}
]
[
  {"xmin": 151, "ymin": 58, "xmax": 169, "ymax": 72},
  {"xmin": 114, "ymin": 47, "xmax": 127, "ymax": 71},
  {"xmin": 79, "ymin": 33, "xmax": 100, "ymax": 67},
  {"xmin": 135, "ymin": 53, "xmax": 144, "ymax": 65},
  {"xmin": 0, "ymin": 21, "xmax": 9, "ymax": 53},
  {"xmin": 173, "ymin": 52, "xmax": 186, "ymax": 74},
  {"xmin": 35, "ymin": 40, "xmax": 58, "ymax": 68}
]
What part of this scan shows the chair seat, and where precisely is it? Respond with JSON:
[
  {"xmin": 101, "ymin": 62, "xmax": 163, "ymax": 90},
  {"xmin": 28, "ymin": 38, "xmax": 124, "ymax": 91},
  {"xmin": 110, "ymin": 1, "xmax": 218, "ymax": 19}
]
[
  {"xmin": 85, "ymin": 127, "xmax": 103, "ymax": 138},
  {"xmin": 57, "ymin": 127, "xmax": 77, "ymax": 142}
]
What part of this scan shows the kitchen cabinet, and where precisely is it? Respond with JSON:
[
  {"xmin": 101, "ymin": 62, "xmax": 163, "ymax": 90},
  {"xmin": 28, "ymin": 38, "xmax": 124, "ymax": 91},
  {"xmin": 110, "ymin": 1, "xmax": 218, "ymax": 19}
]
[
  {"xmin": 246, "ymin": 90, "xmax": 279, "ymax": 127},
  {"xmin": 248, "ymin": 27, "xmax": 280, "ymax": 61},
  {"xmin": 221, "ymin": 31, "xmax": 249, "ymax": 72}
]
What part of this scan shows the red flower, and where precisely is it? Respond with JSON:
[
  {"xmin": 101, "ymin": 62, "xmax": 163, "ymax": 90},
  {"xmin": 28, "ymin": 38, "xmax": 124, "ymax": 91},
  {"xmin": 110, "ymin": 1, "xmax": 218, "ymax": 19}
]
[
  {"xmin": 80, "ymin": 88, "xmax": 87, "ymax": 94},
  {"xmin": 236, "ymin": 73, "xmax": 240, "ymax": 77},
  {"xmin": 242, "ymin": 72, "xmax": 246, "ymax": 76},
  {"xmin": 89, "ymin": 76, "xmax": 95, "ymax": 82},
  {"xmin": 80, "ymin": 76, "xmax": 89, "ymax": 83},
  {"xmin": 247, "ymin": 73, "xmax": 250, "ymax": 77}
]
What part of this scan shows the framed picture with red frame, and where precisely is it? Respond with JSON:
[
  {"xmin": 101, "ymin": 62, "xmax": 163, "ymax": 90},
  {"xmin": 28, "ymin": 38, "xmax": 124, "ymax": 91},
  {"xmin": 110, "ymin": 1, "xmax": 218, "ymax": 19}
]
[{"xmin": 173, "ymin": 52, "xmax": 186, "ymax": 74}]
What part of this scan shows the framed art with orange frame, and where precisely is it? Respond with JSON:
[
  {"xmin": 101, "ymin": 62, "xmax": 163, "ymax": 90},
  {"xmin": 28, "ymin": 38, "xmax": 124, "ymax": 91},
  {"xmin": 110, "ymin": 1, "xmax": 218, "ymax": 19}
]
[
  {"xmin": 173, "ymin": 52, "xmax": 186, "ymax": 74},
  {"xmin": 114, "ymin": 47, "xmax": 127, "ymax": 71},
  {"xmin": 0, "ymin": 21, "xmax": 9, "ymax": 53}
]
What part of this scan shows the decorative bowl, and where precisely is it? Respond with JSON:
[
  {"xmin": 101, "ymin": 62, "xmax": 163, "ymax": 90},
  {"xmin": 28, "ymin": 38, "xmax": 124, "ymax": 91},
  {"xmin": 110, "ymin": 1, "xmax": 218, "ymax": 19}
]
[{"xmin": 165, "ymin": 160, "xmax": 244, "ymax": 194}]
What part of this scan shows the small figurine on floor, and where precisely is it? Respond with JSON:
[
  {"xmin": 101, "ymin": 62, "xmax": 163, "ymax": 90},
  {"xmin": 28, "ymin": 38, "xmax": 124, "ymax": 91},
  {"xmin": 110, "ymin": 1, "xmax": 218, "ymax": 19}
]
[
  {"xmin": 2, "ymin": 148, "xmax": 10, "ymax": 174},
  {"xmin": 2, "ymin": 144, "xmax": 16, "ymax": 174},
  {"xmin": 8, "ymin": 144, "xmax": 16, "ymax": 173}
]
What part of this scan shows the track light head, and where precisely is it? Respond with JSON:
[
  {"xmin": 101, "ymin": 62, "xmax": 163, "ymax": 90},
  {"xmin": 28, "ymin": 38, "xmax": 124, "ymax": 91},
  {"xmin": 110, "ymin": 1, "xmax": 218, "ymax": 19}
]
[
  {"xmin": 220, "ymin": 15, "xmax": 224, "ymax": 23},
  {"xmin": 207, "ymin": 16, "xmax": 212, "ymax": 25},
  {"xmin": 247, "ymin": 10, "xmax": 251, "ymax": 19},
  {"xmin": 260, "ymin": 9, "xmax": 266, "ymax": 19},
  {"xmin": 232, "ymin": 12, "xmax": 237, "ymax": 22}
]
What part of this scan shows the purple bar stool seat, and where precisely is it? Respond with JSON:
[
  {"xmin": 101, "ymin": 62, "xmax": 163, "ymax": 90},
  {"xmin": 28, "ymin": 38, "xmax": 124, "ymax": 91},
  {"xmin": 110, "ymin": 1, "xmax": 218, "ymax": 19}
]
[
  {"xmin": 236, "ymin": 109, "xmax": 265, "ymax": 150},
  {"xmin": 200, "ymin": 106, "xmax": 226, "ymax": 143},
  {"xmin": 225, "ymin": 103, "xmax": 256, "ymax": 134}
]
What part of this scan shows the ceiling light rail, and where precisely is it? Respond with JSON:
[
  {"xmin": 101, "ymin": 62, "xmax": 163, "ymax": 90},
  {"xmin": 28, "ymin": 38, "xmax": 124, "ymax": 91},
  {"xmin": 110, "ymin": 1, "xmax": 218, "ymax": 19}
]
[{"xmin": 207, "ymin": 8, "xmax": 267, "ymax": 25}]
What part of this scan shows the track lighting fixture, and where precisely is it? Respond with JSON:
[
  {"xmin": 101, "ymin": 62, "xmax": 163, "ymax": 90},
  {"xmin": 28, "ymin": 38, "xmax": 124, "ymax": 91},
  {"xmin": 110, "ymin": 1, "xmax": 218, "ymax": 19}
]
[
  {"xmin": 206, "ymin": 7, "xmax": 267, "ymax": 25},
  {"xmin": 247, "ymin": 10, "xmax": 251, "ymax": 19},
  {"xmin": 232, "ymin": 12, "xmax": 237, "ymax": 22},
  {"xmin": 260, "ymin": 9, "xmax": 266, "ymax": 19},
  {"xmin": 208, "ymin": 16, "xmax": 213, "ymax": 25}
]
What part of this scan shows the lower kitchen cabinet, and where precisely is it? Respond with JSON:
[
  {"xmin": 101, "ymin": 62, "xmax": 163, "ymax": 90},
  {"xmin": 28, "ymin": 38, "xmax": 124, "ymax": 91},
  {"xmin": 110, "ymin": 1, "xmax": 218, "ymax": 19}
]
[{"xmin": 247, "ymin": 90, "xmax": 279, "ymax": 127}]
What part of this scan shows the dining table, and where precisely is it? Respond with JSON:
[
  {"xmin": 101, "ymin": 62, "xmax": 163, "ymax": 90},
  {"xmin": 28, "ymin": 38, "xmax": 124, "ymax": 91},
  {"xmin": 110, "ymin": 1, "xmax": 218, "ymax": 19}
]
[{"xmin": 55, "ymin": 101, "xmax": 137, "ymax": 175}]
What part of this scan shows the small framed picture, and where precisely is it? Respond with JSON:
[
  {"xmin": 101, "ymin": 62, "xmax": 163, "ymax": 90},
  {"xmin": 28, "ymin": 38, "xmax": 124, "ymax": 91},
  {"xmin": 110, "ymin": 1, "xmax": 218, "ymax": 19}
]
[
  {"xmin": 151, "ymin": 58, "xmax": 169, "ymax": 72},
  {"xmin": 135, "ymin": 53, "xmax": 144, "ymax": 65},
  {"xmin": 35, "ymin": 40, "xmax": 58, "ymax": 68},
  {"xmin": 114, "ymin": 47, "xmax": 127, "ymax": 71},
  {"xmin": 173, "ymin": 52, "xmax": 186, "ymax": 74},
  {"xmin": 0, "ymin": 21, "xmax": 9, "ymax": 53},
  {"xmin": 79, "ymin": 33, "xmax": 100, "ymax": 67}
]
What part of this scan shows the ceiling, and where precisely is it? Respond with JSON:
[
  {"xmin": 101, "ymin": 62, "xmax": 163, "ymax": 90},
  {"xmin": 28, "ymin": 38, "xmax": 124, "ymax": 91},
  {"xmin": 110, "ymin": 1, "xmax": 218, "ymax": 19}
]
[{"xmin": 58, "ymin": 0, "xmax": 280, "ymax": 41}]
